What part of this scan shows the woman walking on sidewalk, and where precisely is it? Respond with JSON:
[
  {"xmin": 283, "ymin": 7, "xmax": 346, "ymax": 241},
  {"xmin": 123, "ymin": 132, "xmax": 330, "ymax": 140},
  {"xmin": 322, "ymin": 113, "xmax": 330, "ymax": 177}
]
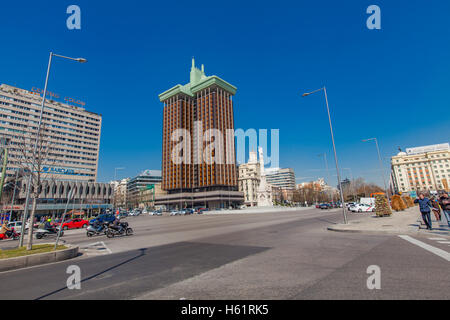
[
  {"xmin": 414, "ymin": 193, "xmax": 433, "ymax": 230},
  {"xmin": 438, "ymin": 192, "xmax": 450, "ymax": 228}
]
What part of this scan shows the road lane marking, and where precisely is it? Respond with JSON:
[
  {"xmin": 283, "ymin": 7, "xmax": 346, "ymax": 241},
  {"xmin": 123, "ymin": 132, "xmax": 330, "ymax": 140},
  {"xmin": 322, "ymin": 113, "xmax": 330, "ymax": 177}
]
[
  {"xmin": 398, "ymin": 235, "xmax": 450, "ymax": 262},
  {"xmin": 101, "ymin": 241, "xmax": 113, "ymax": 254},
  {"xmin": 428, "ymin": 237, "xmax": 446, "ymax": 241},
  {"xmin": 80, "ymin": 241, "xmax": 112, "ymax": 256},
  {"xmin": 437, "ymin": 241, "xmax": 450, "ymax": 244}
]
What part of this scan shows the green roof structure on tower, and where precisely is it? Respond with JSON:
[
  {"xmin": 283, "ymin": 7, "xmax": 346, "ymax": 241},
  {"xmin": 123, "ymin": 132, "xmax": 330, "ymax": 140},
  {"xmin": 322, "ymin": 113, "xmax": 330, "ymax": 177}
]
[{"xmin": 158, "ymin": 58, "xmax": 237, "ymax": 102}]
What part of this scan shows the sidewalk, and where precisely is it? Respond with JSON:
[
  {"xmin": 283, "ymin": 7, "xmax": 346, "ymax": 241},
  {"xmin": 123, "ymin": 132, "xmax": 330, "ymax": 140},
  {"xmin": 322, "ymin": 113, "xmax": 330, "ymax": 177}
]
[{"xmin": 328, "ymin": 206, "xmax": 450, "ymax": 237}]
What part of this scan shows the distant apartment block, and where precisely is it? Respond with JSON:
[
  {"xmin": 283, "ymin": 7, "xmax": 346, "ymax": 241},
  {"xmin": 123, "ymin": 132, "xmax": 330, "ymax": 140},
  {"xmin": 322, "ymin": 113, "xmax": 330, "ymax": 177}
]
[
  {"xmin": 264, "ymin": 167, "xmax": 296, "ymax": 190},
  {"xmin": 126, "ymin": 170, "xmax": 162, "ymax": 208}
]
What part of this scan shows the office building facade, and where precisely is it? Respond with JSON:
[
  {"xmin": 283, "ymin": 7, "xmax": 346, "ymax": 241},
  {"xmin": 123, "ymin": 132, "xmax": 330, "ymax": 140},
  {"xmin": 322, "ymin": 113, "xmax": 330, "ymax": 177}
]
[
  {"xmin": 0, "ymin": 84, "xmax": 101, "ymax": 182},
  {"xmin": 157, "ymin": 59, "xmax": 243, "ymax": 209}
]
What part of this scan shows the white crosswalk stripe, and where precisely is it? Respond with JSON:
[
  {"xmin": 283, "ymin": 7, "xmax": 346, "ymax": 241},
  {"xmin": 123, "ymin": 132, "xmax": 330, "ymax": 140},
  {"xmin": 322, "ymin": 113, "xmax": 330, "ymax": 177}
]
[
  {"xmin": 79, "ymin": 241, "xmax": 112, "ymax": 256},
  {"xmin": 399, "ymin": 235, "xmax": 450, "ymax": 262},
  {"xmin": 427, "ymin": 237, "xmax": 450, "ymax": 246}
]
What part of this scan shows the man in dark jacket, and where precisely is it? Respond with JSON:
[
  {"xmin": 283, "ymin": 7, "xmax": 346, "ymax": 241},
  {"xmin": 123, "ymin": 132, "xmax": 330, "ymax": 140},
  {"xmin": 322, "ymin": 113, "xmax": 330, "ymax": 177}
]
[
  {"xmin": 438, "ymin": 192, "xmax": 450, "ymax": 228},
  {"xmin": 414, "ymin": 193, "xmax": 433, "ymax": 230}
]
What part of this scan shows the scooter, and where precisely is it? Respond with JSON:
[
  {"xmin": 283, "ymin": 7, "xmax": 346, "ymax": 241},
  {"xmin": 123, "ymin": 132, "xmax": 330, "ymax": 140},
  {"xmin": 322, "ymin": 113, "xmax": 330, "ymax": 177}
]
[
  {"xmin": 35, "ymin": 226, "xmax": 63, "ymax": 239},
  {"xmin": 86, "ymin": 222, "xmax": 109, "ymax": 237},
  {"xmin": 0, "ymin": 229, "xmax": 20, "ymax": 240}
]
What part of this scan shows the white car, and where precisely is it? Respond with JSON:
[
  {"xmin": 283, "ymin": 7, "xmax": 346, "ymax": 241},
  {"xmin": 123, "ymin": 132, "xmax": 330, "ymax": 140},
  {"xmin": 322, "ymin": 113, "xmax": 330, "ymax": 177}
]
[
  {"xmin": 170, "ymin": 210, "xmax": 179, "ymax": 216},
  {"xmin": 350, "ymin": 203, "xmax": 375, "ymax": 213},
  {"xmin": 8, "ymin": 221, "xmax": 30, "ymax": 231}
]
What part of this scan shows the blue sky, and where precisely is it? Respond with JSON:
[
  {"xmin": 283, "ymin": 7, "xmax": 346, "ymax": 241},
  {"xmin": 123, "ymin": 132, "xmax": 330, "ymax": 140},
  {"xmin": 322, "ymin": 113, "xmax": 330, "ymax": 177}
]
[{"xmin": 1, "ymin": 0, "xmax": 449, "ymax": 187}]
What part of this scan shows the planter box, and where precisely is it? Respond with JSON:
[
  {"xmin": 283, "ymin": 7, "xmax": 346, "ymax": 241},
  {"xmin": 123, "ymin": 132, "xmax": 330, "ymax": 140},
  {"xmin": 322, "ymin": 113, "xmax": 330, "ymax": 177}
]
[{"xmin": 0, "ymin": 244, "xmax": 79, "ymax": 272}]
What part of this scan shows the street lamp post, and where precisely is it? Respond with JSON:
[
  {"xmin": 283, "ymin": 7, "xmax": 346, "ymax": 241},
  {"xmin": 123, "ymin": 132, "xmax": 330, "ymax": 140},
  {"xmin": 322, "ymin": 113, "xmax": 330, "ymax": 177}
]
[
  {"xmin": 302, "ymin": 87, "xmax": 347, "ymax": 224},
  {"xmin": 362, "ymin": 138, "xmax": 389, "ymax": 201},
  {"xmin": 18, "ymin": 52, "xmax": 87, "ymax": 248}
]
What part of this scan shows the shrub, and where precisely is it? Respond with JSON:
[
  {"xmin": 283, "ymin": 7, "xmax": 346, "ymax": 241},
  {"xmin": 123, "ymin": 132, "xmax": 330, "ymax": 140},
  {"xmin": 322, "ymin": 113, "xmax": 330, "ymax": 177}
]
[
  {"xmin": 391, "ymin": 194, "xmax": 407, "ymax": 211},
  {"xmin": 402, "ymin": 195, "xmax": 415, "ymax": 208},
  {"xmin": 375, "ymin": 194, "xmax": 392, "ymax": 216}
]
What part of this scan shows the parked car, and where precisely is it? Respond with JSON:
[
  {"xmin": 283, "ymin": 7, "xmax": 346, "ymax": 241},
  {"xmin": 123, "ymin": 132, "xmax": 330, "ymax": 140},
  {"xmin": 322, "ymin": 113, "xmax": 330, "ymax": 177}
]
[
  {"xmin": 197, "ymin": 208, "xmax": 208, "ymax": 214},
  {"xmin": 350, "ymin": 203, "xmax": 375, "ymax": 213},
  {"xmin": 117, "ymin": 212, "xmax": 129, "ymax": 219},
  {"xmin": 149, "ymin": 210, "xmax": 162, "ymax": 216},
  {"xmin": 56, "ymin": 218, "xmax": 89, "ymax": 230},
  {"xmin": 346, "ymin": 202, "xmax": 356, "ymax": 209},
  {"xmin": 7, "ymin": 221, "xmax": 29, "ymax": 232},
  {"xmin": 319, "ymin": 203, "xmax": 331, "ymax": 209},
  {"xmin": 170, "ymin": 210, "xmax": 179, "ymax": 216}
]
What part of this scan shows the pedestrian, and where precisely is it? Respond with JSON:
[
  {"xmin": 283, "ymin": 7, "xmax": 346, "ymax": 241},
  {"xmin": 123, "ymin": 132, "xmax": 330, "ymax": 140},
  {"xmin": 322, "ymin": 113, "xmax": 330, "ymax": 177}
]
[
  {"xmin": 430, "ymin": 196, "xmax": 441, "ymax": 221},
  {"xmin": 438, "ymin": 192, "xmax": 450, "ymax": 228},
  {"xmin": 414, "ymin": 193, "xmax": 433, "ymax": 230}
]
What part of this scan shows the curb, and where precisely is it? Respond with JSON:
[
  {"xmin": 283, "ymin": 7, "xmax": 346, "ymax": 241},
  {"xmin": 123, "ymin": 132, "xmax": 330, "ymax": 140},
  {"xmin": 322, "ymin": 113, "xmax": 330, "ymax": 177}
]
[
  {"xmin": 326, "ymin": 226, "xmax": 420, "ymax": 235},
  {"xmin": 327, "ymin": 225, "xmax": 450, "ymax": 237},
  {"xmin": 0, "ymin": 243, "xmax": 79, "ymax": 272}
]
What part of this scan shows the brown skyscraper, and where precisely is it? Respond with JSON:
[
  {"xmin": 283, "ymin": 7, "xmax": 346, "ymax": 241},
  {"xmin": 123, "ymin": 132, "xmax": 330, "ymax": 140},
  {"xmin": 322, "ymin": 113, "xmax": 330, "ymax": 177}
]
[{"xmin": 156, "ymin": 59, "xmax": 243, "ymax": 210}]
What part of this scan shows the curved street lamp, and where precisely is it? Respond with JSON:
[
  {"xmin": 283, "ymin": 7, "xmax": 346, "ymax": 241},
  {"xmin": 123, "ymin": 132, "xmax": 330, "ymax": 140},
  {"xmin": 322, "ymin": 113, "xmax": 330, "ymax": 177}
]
[{"xmin": 302, "ymin": 86, "xmax": 347, "ymax": 224}]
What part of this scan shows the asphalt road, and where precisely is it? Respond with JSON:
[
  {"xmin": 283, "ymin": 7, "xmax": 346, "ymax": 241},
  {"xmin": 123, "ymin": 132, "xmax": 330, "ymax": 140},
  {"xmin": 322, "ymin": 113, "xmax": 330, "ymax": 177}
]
[{"xmin": 0, "ymin": 208, "xmax": 448, "ymax": 300}]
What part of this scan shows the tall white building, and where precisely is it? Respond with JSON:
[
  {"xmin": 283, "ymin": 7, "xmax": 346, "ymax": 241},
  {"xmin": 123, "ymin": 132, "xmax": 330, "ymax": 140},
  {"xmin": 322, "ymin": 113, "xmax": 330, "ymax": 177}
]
[
  {"xmin": 0, "ymin": 84, "xmax": 101, "ymax": 182},
  {"xmin": 390, "ymin": 143, "xmax": 450, "ymax": 193}
]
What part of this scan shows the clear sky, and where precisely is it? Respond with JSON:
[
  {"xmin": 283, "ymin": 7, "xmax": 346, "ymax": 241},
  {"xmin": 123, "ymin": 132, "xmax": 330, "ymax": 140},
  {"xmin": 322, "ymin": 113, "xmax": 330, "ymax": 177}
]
[{"xmin": 1, "ymin": 0, "xmax": 449, "ymax": 187}]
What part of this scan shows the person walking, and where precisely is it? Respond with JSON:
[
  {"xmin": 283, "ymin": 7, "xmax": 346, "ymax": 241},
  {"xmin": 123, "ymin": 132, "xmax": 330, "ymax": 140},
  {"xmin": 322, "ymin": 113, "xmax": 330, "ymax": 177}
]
[
  {"xmin": 430, "ymin": 196, "xmax": 441, "ymax": 221},
  {"xmin": 438, "ymin": 192, "xmax": 450, "ymax": 228},
  {"xmin": 414, "ymin": 193, "xmax": 433, "ymax": 230}
]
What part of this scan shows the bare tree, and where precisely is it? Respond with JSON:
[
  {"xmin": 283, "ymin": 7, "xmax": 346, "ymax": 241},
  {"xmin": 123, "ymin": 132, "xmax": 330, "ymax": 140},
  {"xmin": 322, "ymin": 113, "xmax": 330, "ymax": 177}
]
[
  {"xmin": 341, "ymin": 177, "xmax": 384, "ymax": 201},
  {"xmin": 16, "ymin": 124, "xmax": 57, "ymax": 250}
]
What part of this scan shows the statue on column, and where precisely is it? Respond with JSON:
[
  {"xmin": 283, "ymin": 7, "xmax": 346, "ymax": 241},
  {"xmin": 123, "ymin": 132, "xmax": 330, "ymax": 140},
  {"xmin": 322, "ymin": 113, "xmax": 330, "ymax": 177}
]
[{"xmin": 257, "ymin": 147, "xmax": 273, "ymax": 207}]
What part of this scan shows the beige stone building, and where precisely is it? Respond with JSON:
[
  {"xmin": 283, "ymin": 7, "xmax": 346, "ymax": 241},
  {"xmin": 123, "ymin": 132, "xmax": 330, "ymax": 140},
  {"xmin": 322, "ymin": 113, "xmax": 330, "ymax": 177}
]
[
  {"xmin": 238, "ymin": 151, "xmax": 260, "ymax": 207},
  {"xmin": 390, "ymin": 143, "xmax": 450, "ymax": 193}
]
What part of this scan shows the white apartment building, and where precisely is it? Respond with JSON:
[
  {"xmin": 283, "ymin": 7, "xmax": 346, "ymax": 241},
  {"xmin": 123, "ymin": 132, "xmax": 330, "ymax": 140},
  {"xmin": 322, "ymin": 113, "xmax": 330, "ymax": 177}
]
[
  {"xmin": 0, "ymin": 84, "xmax": 101, "ymax": 182},
  {"xmin": 112, "ymin": 178, "xmax": 130, "ymax": 208},
  {"xmin": 390, "ymin": 143, "xmax": 450, "ymax": 193}
]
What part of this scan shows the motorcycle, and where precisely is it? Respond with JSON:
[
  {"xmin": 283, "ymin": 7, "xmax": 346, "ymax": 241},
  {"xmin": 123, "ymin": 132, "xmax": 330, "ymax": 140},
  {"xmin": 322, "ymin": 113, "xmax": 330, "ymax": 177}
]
[
  {"xmin": 35, "ymin": 226, "xmax": 63, "ymax": 239},
  {"xmin": 105, "ymin": 221, "xmax": 133, "ymax": 238},
  {"xmin": 0, "ymin": 228, "xmax": 20, "ymax": 240},
  {"xmin": 86, "ymin": 222, "xmax": 109, "ymax": 237}
]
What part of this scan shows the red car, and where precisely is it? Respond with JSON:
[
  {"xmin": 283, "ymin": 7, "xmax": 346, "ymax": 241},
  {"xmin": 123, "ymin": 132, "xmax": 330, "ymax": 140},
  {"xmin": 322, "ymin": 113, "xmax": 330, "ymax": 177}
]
[{"xmin": 56, "ymin": 218, "xmax": 89, "ymax": 230}]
